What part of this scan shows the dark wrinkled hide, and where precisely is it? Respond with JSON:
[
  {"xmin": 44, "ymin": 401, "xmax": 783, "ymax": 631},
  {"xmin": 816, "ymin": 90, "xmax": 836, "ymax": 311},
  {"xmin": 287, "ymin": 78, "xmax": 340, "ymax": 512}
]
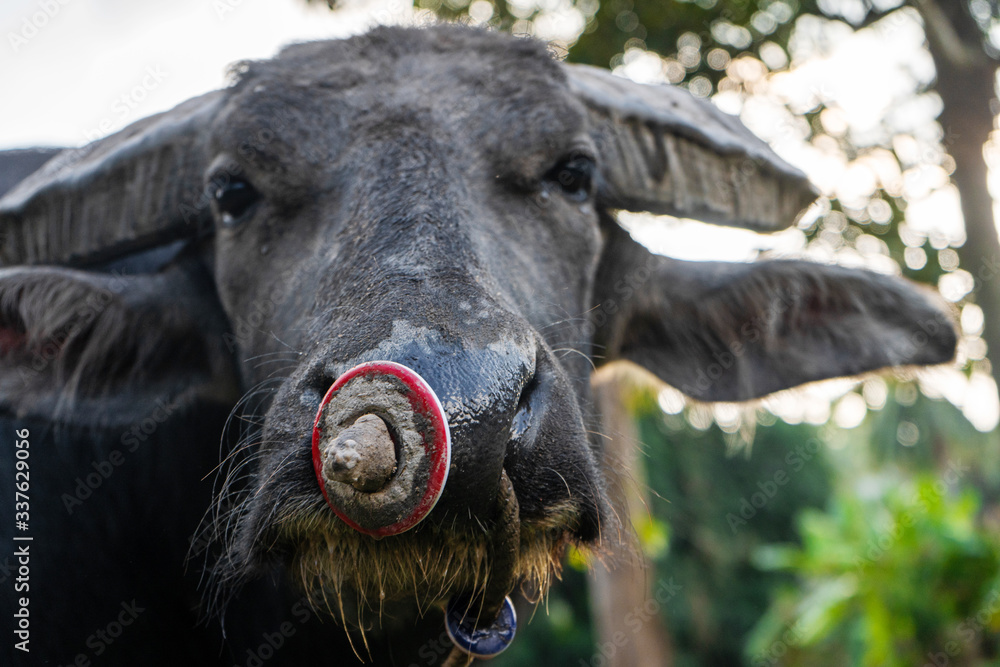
[
  {"xmin": 0, "ymin": 25, "xmax": 956, "ymax": 666},
  {"xmin": 0, "ymin": 414, "xmax": 434, "ymax": 666}
]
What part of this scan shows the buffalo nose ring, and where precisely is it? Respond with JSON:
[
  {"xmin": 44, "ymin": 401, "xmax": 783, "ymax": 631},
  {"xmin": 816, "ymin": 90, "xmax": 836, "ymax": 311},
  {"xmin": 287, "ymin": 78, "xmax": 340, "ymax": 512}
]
[{"xmin": 312, "ymin": 361, "xmax": 451, "ymax": 537}]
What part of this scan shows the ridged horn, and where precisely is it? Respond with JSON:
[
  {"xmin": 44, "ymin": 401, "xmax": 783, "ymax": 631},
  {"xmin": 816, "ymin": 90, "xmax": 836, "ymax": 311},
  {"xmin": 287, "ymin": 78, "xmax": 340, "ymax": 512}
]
[
  {"xmin": 0, "ymin": 90, "xmax": 224, "ymax": 266},
  {"xmin": 565, "ymin": 63, "xmax": 817, "ymax": 231}
]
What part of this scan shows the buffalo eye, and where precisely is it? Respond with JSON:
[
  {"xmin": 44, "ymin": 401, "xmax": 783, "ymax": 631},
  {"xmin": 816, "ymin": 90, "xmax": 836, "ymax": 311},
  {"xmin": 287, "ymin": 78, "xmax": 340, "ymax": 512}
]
[
  {"xmin": 212, "ymin": 176, "xmax": 260, "ymax": 226},
  {"xmin": 546, "ymin": 154, "xmax": 595, "ymax": 201}
]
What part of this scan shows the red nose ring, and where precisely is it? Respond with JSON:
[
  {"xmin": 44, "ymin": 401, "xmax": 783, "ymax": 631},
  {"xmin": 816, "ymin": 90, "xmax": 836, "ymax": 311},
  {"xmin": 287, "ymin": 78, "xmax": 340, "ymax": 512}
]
[{"xmin": 312, "ymin": 361, "xmax": 451, "ymax": 537}]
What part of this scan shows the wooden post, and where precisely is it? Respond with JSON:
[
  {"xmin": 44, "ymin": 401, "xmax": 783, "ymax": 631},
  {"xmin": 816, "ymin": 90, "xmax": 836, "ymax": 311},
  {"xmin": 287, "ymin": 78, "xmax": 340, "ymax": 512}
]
[{"xmin": 588, "ymin": 364, "xmax": 674, "ymax": 667}]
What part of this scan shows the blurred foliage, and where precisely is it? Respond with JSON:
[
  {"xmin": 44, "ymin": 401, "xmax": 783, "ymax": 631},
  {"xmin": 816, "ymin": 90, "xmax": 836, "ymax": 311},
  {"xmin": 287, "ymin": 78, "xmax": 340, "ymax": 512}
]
[
  {"xmin": 492, "ymin": 381, "xmax": 836, "ymax": 666},
  {"xmin": 747, "ymin": 475, "xmax": 1000, "ymax": 666},
  {"xmin": 633, "ymin": 385, "xmax": 834, "ymax": 666}
]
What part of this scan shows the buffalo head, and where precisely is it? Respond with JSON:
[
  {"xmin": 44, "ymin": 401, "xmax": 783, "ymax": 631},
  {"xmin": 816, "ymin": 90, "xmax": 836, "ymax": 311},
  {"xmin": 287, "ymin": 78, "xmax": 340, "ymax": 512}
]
[{"xmin": 0, "ymin": 25, "xmax": 955, "ymax": 659}]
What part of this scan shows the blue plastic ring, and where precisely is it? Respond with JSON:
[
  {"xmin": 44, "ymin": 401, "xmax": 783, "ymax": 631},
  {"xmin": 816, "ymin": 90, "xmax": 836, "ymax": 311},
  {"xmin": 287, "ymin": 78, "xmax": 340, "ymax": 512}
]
[{"xmin": 445, "ymin": 594, "xmax": 517, "ymax": 658}]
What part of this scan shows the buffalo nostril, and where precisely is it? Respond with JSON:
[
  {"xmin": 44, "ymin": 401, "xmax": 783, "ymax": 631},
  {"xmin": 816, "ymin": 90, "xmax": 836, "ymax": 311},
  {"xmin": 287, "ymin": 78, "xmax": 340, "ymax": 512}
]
[
  {"xmin": 511, "ymin": 371, "xmax": 540, "ymax": 442},
  {"xmin": 320, "ymin": 413, "xmax": 396, "ymax": 492}
]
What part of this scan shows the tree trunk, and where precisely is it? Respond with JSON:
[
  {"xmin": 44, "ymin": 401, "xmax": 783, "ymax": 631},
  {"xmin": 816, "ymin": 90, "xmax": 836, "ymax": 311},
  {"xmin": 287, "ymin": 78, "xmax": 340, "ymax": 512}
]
[
  {"xmin": 914, "ymin": 0, "xmax": 1000, "ymax": 381},
  {"xmin": 588, "ymin": 365, "xmax": 674, "ymax": 667}
]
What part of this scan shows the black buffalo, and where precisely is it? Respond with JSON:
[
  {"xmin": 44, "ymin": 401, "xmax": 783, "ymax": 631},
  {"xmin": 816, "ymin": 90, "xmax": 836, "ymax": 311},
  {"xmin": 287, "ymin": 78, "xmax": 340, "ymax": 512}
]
[{"xmin": 0, "ymin": 25, "xmax": 955, "ymax": 665}]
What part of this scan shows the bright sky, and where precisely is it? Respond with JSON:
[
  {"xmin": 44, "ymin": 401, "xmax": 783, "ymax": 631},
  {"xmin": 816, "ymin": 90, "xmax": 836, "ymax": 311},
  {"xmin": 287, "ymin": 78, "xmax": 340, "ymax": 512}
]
[
  {"xmin": 0, "ymin": 0, "xmax": 413, "ymax": 148},
  {"xmin": 2, "ymin": 0, "xmax": 995, "ymax": 431}
]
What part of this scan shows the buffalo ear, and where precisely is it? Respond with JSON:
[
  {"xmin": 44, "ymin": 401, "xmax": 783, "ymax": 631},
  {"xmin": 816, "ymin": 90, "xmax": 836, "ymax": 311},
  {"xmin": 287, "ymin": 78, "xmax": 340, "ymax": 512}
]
[
  {"xmin": 565, "ymin": 63, "xmax": 816, "ymax": 231},
  {"xmin": 0, "ymin": 91, "xmax": 222, "ymax": 266},
  {"xmin": 592, "ymin": 223, "xmax": 957, "ymax": 401},
  {"xmin": 0, "ymin": 258, "xmax": 239, "ymax": 426}
]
